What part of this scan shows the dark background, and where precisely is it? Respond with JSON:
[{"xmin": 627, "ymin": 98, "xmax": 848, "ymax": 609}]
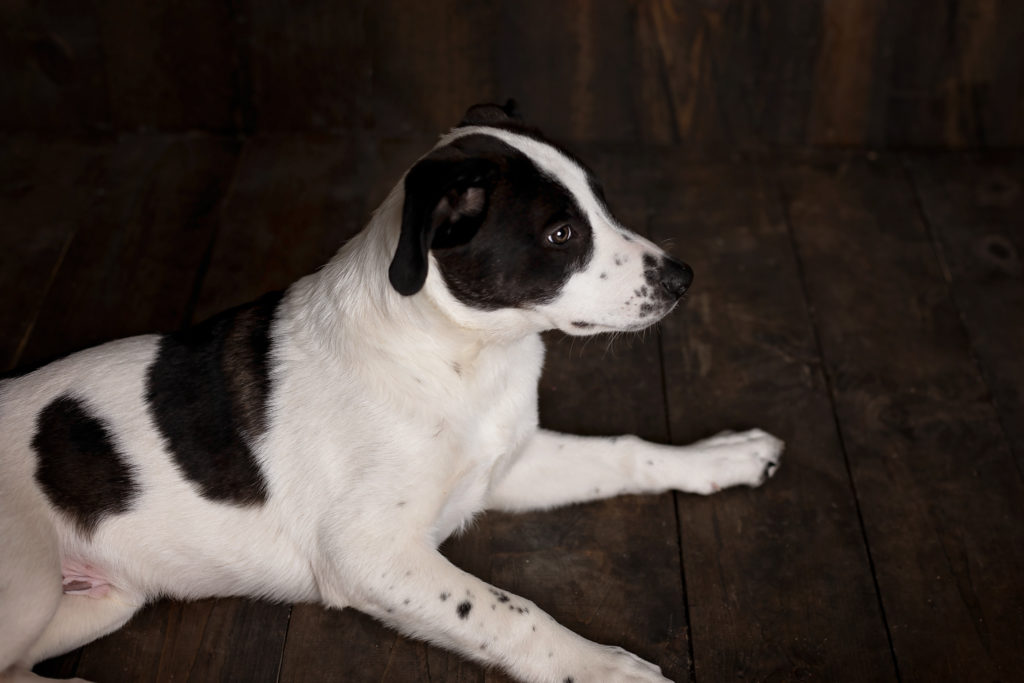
[
  {"xmin": 3, "ymin": 2, "xmax": 1024, "ymax": 682},
  {"xmin": 2, "ymin": 0, "xmax": 1022, "ymax": 148}
]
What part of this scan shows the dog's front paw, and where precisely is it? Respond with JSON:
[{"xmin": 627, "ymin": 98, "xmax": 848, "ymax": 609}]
[
  {"xmin": 568, "ymin": 644, "xmax": 671, "ymax": 682},
  {"xmin": 693, "ymin": 428, "xmax": 784, "ymax": 493}
]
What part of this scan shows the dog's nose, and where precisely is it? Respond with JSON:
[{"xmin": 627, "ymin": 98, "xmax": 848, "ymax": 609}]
[{"xmin": 660, "ymin": 257, "xmax": 693, "ymax": 299}]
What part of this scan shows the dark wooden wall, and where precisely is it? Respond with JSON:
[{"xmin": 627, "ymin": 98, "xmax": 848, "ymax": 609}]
[{"xmin": 2, "ymin": 0, "xmax": 1022, "ymax": 148}]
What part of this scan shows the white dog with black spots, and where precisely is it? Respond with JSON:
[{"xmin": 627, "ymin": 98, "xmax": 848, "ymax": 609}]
[{"xmin": 0, "ymin": 102, "xmax": 782, "ymax": 683}]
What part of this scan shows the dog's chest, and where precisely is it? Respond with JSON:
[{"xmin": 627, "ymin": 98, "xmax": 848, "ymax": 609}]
[{"xmin": 427, "ymin": 338, "xmax": 542, "ymax": 540}]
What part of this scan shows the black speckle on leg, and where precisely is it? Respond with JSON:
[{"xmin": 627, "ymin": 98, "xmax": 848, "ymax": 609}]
[
  {"xmin": 440, "ymin": 592, "xmax": 450, "ymax": 601},
  {"xmin": 599, "ymin": 272, "xmax": 608, "ymax": 279},
  {"xmin": 565, "ymin": 677, "xmax": 575, "ymax": 683},
  {"xmin": 457, "ymin": 601, "xmax": 472, "ymax": 619}
]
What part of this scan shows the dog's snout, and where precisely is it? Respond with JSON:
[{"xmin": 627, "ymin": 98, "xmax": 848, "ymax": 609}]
[{"xmin": 660, "ymin": 257, "xmax": 693, "ymax": 299}]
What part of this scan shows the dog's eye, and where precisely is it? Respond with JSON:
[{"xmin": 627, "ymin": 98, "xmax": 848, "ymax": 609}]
[{"xmin": 546, "ymin": 225, "xmax": 573, "ymax": 245}]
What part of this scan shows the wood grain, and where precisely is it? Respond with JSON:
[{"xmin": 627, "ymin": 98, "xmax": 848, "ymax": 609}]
[
  {"xmin": 18, "ymin": 134, "xmax": 238, "ymax": 366},
  {"xmin": 907, "ymin": 154, "xmax": 1024, "ymax": 471},
  {"xmin": 780, "ymin": 155, "xmax": 1024, "ymax": 680},
  {"xmin": 0, "ymin": 139, "xmax": 108, "ymax": 371}
]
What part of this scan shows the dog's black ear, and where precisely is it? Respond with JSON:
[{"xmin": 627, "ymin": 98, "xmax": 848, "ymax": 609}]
[
  {"xmin": 388, "ymin": 149, "xmax": 498, "ymax": 296},
  {"xmin": 458, "ymin": 99, "xmax": 522, "ymax": 128}
]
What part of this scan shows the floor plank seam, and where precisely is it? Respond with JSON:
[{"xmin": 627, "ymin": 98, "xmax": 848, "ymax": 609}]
[
  {"xmin": 273, "ymin": 604, "xmax": 293, "ymax": 683},
  {"xmin": 775, "ymin": 169, "xmax": 903, "ymax": 683},
  {"xmin": 899, "ymin": 154, "xmax": 1024, "ymax": 483},
  {"xmin": 651, "ymin": 202, "xmax": 697, "ymax": 683}
]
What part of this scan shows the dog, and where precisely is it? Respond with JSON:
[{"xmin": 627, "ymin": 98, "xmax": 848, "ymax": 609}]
[{"xmin": 0, "ymin": 101, "xmax": 783, "ymax": 683}]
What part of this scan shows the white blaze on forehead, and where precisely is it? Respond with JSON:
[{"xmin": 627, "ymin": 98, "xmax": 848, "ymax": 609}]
[{"xmin": 438, "ymin": 126, "xmax": 615, "ymax": 231}]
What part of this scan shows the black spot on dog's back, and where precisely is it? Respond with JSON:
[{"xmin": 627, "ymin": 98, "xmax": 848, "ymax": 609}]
[
  {"xmin": 146, "ymin": 291, "xmax": 283, "ymax": 505},
  {"xmin": 32, "ymin": 395, "xmax": 138, "ymax": 536}
]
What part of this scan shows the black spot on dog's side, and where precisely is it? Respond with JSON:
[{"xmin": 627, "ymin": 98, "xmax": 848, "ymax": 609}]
[
  {"xmin": 565, "ymin": 677, "xmax": 575, "ymax": 683},
  {"xmin": 32, "ymin": 395, "xmax": 138, "ymax": 536},
  {"xmin": 440, "ymin": 592, "xmax": 450, "ymax": 601},
  {"xmin": 457, "ymin": 601, "xmax": 473, "ymax": 619},
  {"xmin": 146, "ymin": 291, "xmax": 283, "ymax": 505}
]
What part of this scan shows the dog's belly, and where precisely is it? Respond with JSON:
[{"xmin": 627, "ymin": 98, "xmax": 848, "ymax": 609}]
[{"xmin": 59, "ymin": 501, "xmax": 320, "ymax": 604}]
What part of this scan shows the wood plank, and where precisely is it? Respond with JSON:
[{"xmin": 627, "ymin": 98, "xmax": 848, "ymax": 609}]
[
  {"xmin": 808, "ymin": 0, "xmax": 884, "ymax": 146},
  {"xmin": 0, "ymin": 1, "xmax": 110, "ymax": 133},
  {"xmin": 240, "ymin": 2, "xmax": 370, "ymax": 132},
  {"xmin": 907, "ymin": 153, "xmax": 1024, "ymax": 471},
  {"xmin": 77, "ymin": 599, "xmax": 287, "ymax": 683},
  {"xmin": 191, "ymin": 134, "xmax": 374, "ymax": 320},
  {"xmin": 0, "ymin": 138, "xmax": 109, "ymax": 371},
  {"xmin": 678, "ymin": 1, "xmax": 823, "ymax": 149},
  {"xmin": 95, "ymin": 0, "xmax": 235, "ymax": 130},
  {"xmin": 366, "ymin": 1, "xmax": 498, "ymax": 138},
  {"xmin": 780, "ymin": 154, "xmax": 1024, "ymax": 681},
  {"xmin": 652, "ymin": 158, "xmax": 896, "ymax": 681},
  {"xmin": 18, "ymin": 134, "xmax": 239, "ymax": 367}
]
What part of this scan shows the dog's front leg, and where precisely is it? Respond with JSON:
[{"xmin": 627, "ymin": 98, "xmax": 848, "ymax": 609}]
[
  {"xmin": 317, "ymin": 541, "xmax": 669, "ymax": 682},
  {"xmin": 488, "ymin": 429, "xmax": 783, "ymax": 512}
]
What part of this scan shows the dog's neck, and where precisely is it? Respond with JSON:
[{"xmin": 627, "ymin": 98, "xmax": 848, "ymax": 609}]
[{"xmin": 286, "ymin": 186, "xmax": 538, "ymax": 379}]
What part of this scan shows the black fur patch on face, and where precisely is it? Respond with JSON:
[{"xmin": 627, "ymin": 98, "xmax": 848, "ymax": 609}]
[
  {"xmin": 431, "ymin": 135, "xmax": 594, "ymax": 310},
  {"xmin": 146, "ymin": 291, "xmax": 282, "ymax": 505},
  {"xmin": 32, "ymin": 395, "xmax": 138, "ymax": 537}
]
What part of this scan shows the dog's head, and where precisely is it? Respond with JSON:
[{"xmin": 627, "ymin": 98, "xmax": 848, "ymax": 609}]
[{"xmin": 388, "ymin": 101, "xmax": 692, "ymax": 335}]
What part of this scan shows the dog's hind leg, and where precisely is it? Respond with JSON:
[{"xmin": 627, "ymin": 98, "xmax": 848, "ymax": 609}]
[
  {"xmin": 23, "ymin": 589, "xmax": 142, "ymax": 668},
  {"xmin": 488, "ymin": 428, "xmax": 784, "ymax": 512},
  {"xmin": 0, "ymin": 491, "xmax": 63, "ymax": 682}
]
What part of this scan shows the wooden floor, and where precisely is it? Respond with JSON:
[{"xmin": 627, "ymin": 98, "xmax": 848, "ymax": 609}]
[{"xmin": 3, "ymin": 134, "xmax": 1023, "ymax": 682}]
